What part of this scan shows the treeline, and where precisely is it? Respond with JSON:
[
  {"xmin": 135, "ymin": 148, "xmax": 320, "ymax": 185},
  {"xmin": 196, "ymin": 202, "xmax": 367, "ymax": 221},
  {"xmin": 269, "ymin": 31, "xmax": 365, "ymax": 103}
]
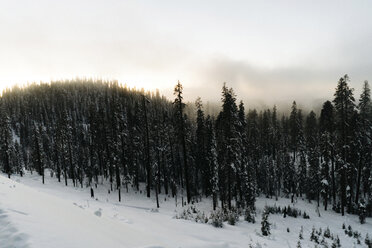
[{"xmin": 0, "ymin": 75, "xmax": 371, "ymax": 217}]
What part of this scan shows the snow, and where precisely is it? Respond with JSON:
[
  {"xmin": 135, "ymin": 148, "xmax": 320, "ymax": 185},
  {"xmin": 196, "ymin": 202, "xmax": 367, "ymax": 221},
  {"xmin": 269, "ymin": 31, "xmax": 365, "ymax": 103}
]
[
  {"xmin": 0, "ymin": 172, "xmax": 371, "ymax": 248},
  {"xmin": 321, "ymin": 179, "xmax": 329, "ymax": 186}
]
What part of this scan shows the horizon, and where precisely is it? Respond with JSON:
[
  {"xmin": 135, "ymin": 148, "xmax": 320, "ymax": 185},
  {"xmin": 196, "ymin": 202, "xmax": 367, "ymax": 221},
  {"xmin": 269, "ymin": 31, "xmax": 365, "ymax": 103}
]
[
  {"xmin": 0, "ymin": 76, "xmax": 365, "ymax": 115},
  {"xmin": 0, "ymin": 77, "xmax": 363, "ymax": 119}
]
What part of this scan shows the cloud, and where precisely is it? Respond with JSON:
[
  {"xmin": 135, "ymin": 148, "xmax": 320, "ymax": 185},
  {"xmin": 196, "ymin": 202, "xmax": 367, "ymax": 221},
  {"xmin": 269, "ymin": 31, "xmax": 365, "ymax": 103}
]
[
  {"xmin": 1, "ymin": 0, "xmax": 372, "ymax": 113},
  {"xmin": 174, "ymin": 53, "xmax": 372, "ymax": 112}
]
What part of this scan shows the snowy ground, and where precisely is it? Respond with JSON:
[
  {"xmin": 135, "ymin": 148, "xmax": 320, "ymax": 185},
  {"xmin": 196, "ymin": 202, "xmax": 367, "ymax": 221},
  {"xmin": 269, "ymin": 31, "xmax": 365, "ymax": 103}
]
[{"xmin": 0, "ymin": 172, "xmax": 371, "ymax": 248}]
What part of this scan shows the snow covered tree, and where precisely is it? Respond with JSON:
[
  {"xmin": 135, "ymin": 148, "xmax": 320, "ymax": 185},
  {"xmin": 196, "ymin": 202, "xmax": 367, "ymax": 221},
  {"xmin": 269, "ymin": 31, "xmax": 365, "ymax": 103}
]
[
  {"xmin": 299, "ymin": 226, "xmax": 303, "ymax": 239},
  {"xmin": 306, "ymin": 111, "xmax": 320, "ymax": 205},
  {"xmin": 0, "ymin": 107, "xmax": 13, "ymax": 178},
  {"xmin": 195, "ymin": 97, "xmax": 208, "ymax": 196},
  {"xmin": 12, "ymin": 141, "xmax": 24, "ymax": 176},
  {"xmin": 261, "ymin": 208, "xmax": 271, "ymax": 236},
  {"xmin": 332, "ymin": 235, "xmax": 341, "ymax": 248},
  {"xmin": 205, "ymin": 116, "xmax": 219, "ymax": 210},
  {"xmin": 359, "ymin": 200, "xmax": 367, "ymax": 224},
  {"xmin": 174, "ymin": 81, "xmax": 191, "ymax": 203},
  {"xmin": 31, "ymin": 122, "xmax": 45, "ymax": 184},
  {"xmin": 142, "ymin": 94, "xmax": 152, "ymax": 198},
  {"xmin": 333, "ymin": 74, "xmax": 356, "ymax": 216},
  {"xmin": 365, "ymin": 234, "xmax": 371, "ymax": 247},
  {"xmin": 289, "ymin": 101, "xmax": 301, "ymax": 163},
  {"xmin": 216, "ymin": 83, "xmax": 241, "ymax": 209},
  {"xmin": 319, "ymin": 100, "xmax": 336, "ymax": 208},
  {"xmin": 356, "ymin": 81, "xmax": 372, "ymax": 206}
]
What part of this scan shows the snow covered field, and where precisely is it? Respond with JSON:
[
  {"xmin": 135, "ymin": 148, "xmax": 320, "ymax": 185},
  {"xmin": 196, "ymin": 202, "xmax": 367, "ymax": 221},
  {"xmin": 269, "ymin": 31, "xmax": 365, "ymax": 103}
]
[{"xmin": 0, "ymin": 172, "xmax": 371, "ymax": 248}]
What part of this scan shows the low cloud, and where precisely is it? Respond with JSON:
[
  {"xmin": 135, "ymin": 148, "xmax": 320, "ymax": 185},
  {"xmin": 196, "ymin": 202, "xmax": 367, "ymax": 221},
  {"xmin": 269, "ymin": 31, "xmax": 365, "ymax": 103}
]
[{"xmin": 175, "ymin": 54, "xmax": 371, "ymax": 113}]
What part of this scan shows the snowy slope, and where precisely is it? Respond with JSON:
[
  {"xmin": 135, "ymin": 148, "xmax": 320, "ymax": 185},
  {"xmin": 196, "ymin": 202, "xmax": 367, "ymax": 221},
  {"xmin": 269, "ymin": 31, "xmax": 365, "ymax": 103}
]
[
  {"xmin": 0, "ymin": 172, "xmax": 371, "ymax": 248},
  {"xmin": 0, "ymin": 175, "xmax": 161, "ymax": 248}
]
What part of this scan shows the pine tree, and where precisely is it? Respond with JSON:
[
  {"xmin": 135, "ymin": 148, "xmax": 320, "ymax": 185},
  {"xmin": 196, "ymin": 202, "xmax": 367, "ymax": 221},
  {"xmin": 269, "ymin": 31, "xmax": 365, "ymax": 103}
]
[
  {"xmin": 235, "ymin": 101, "xmax": 246, "ymax": 205},
  {"xmin": 32, "ymin": 122, "xmax": 45, "ymax": 184},
  {"xmin": 332, "ymin": 235, "xmax": 341, "ymax": 248},
  {"xmin": 319, "ymin": 101, "xmax": 336, "ymax": 208},
  {"xmin": 206, "ymin": 116, "xmax": 219, "ymax": 210},
  {"xmin": 356, "ymin": 81, "xmax": 372, "ymax": 205},
  {"xmin": 289, "ymin": 101, "xmax": 300, "ymax": 163},
  {"xmin": 195, "ymin": 97, "xmax": 208, "ymax": 196},
  {"xmin": 271, "ymin": 105, "xmax": 281, "ymax": 200},
  {"xmin": 110, "ymin": 94, "xmax": 122, "ymax": 201},
  {"xmin": 306, "ymin": 111, "xmax": 320, "ymax": 205},
  {"xmin": 365, "ymin": 234, "xmax": 371, "ymax": 247},
  {"xmin": 310, "ymin": 227, "xmax": 318, "ymax": 243},
  {"xmin": 261, "ymin": 208, "xmax": 271, "ymax": 236},
  {"xmin": 238, "ymin": 103, "xmax": 255, "ymax": 209},
  {"xmin": 217, "ymin": 83, "xmax": 240, "ymax": 209},
  {"xmin": 247, "ymin": 109, "xmax": 260, "ymax": 199},
  {"xmin": 0, "ymin": 107, "xmax": 13, "ymax": 178},
  {"xmin": 56, "ymin": 109, "xmax": 72, "ymax": 186},
  {"xmin": 142, "ymin": 94, "xmax": 152, "ymax": 198},
  {"xmin": 297, "ymin": 240, "xmax": 302, "ymax": 248},
  {"xmin": 288, "ymin": 102, "xmax": 303, "ymax": 197},
  {"xmin": 359, "ymin": 200, "xmax": 367, "ymax": 224},
  {"xmin": 174, "ymin": 81, "xmax": 191, "ymax": 204},
  {"xmin": 13, "ymin": 141, "xmax": 24, "ymax": 176},
  {"xmin": 299, "ymin": 226, "xmax": 304, "ymax": 239},
  {"xmin": 333, "ymin": 74, "xmax": 356, "ymax": 216}
]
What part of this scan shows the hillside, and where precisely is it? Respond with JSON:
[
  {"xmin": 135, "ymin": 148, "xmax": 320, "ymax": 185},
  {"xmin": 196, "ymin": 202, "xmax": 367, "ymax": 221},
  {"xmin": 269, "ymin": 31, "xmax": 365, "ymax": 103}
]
[{"xmin": 1, "ymin": 172, "xmax": 371, "ymax": 248}]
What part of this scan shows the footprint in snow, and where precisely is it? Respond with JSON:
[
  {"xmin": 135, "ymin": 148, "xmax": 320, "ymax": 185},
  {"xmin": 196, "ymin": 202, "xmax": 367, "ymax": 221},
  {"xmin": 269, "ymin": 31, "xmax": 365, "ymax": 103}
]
[
  {"xmin": 0, "ymin": 208, "xmax": 30, "ymax": 248},
  {"xmin": 120, "ymin": 218, "xmax": 133, "ymax": 224},
  {"xmin": 94, "ymin": 208, "xmax": 102, "ymax": 217},
  {"xmin": 113, "ymin": 214, "xmax": 133, "ymax": 224},
  {"xmin": 8, "ymin": 209, "xmax": 28, "ymax": 216},
  {"xmin": 73, "ymin": 202, "xmax": 85, "ymax": 209}
]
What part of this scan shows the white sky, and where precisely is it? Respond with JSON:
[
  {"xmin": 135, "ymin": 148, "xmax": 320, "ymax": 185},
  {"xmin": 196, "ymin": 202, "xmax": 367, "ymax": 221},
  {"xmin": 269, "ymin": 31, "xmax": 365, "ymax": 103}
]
[{"xmin": 1, "ymin": 0, "xmax": 372, "ymax": 107}]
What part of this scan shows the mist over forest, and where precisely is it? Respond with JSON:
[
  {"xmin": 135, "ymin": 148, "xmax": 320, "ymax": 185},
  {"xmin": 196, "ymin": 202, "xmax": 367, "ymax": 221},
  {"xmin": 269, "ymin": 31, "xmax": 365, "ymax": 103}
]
[{"xmin": 1, "ymin": 1, "xmax": 372, "ymax": 247}]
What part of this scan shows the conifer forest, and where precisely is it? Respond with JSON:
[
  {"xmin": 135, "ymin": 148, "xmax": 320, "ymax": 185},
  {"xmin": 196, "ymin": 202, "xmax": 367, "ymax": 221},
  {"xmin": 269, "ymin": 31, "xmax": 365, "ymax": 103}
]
[{"xmin": 1, "ymin": 75, "xmax": 371, "ymax": 220}]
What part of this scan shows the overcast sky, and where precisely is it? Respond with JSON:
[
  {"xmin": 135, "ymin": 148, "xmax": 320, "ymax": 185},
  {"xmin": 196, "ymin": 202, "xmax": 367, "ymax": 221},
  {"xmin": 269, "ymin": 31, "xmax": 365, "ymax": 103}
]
[{"xmin": 1, "ymin": 0, "xmax": 371, "ymax": 108}]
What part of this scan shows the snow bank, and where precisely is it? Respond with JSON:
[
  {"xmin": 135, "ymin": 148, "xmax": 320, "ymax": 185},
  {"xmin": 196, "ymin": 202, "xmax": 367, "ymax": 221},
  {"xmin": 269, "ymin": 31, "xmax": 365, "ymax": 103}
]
[{"xmin": 1, "ymin": 173, "xmax": 371, "ymax": 248}]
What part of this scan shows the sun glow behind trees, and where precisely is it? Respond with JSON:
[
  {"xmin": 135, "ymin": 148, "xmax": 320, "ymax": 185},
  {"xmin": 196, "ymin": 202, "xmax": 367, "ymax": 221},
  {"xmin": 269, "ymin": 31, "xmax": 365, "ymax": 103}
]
[{"xmin": 1, "ymin": 1, "xmax": 372, "ymax": 104}]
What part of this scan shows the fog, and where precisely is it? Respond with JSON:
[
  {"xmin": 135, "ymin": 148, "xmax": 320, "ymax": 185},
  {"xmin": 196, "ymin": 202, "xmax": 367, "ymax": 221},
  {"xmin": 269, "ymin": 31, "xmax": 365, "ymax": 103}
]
[{"xmin": 1, "ymin": 0, "xmax": 371, "ymax": 112}]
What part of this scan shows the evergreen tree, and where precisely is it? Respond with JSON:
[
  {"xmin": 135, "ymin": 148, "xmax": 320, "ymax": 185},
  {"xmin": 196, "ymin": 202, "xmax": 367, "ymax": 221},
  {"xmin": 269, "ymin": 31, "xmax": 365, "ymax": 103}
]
[
  {"xmin": 357, "ymin": 81, "xmax": 372, "ymax": 205},
  {"xmin": 289, "ymin": 101, "xmax": 300, "ymax": 163},
  {"xmin": 261, "ymin": 208, "xmax": 271, "ymax": 236},
  {"xmin": 142, "ymin": 94, "xmax": 152, "ymax": 198},
  {"xmin": 195, "ymin": 97, "xmax": 208, "ymax": 196},
  {"xmin": 174, "ymin": 81, "xmax": 191, "ymax": 203},
  {"xmin": 217, "ymin": 83, "xmax": 240, "ymax": 209},
  {"xmin": 238, "ymin": 102, "xmax": 255, "ymax": 208},
  {"xmin": 32, "ymin": 122, "xmax": 45, "ymax": 184},
  {"xmin": 306, "ymin": 111, "xmax": 320, "ymax": 205},
  {"xmin": 205, "ymin": 116, "xmax": 219, "ymax": 210},
  {"xmin": 333, "ymin": 74, "xmax": 356, "ymax": 216},
  {"xmin": 0, "ymin": 107, "xmax": 13, "ymax": 178},
  {"xmin": 319, "ymin": 101, "xmax": 336, "ymax": 208}
]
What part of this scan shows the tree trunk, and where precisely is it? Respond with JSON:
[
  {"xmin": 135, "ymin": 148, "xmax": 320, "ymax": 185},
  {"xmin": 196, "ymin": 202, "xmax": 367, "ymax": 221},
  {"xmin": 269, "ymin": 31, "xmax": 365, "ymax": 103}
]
[
  {"xmin": 331, "ymin": 156, "xmax": 336, "ymax": 205},
  {"xmin": 143, "ymin": 96, "xmax": 151, "ymax": 198},
  {"xmin": 355, "ymin": 157, "xmax": 363, "ymax": 205}
]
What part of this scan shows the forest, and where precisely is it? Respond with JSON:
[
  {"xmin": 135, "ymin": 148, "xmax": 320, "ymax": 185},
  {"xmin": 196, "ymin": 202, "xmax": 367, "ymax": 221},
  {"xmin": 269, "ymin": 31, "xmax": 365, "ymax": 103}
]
[{"xmin": 0, "ymin": 74, "xmax": 371, "ymax": 220}]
